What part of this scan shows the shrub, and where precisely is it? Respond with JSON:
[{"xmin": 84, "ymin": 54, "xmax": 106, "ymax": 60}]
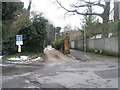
[
  {"xmin": 18, "ymin": 17, "xmax": 47, "ymax": 53},
  {"xmin": 52, "ymin": 38, "xmax": 63, "ymax": 50},
  {"xmin": 3, "ymin": 16, "xmax": 48, "ymax": 54},
  {"xmin": 2, "ymin": 36, "xmax": 17, "ymax": 54}
]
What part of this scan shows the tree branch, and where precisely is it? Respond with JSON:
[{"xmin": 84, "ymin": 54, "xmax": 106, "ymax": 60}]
[
  {"xmin": 73, "ymin": 1, "xmax": 106, "ymax": 9},
  {"xmin": 56, "ymin": 0, "xmax": 75, "ymax": 13},
  {"xmin": 56, "ymin": 0, "xmax": 102, "ymax": 17},
  {"xmin": 71, "ymin": 4, "xmax": 88, "ymax": 8},
  {"xmin": 109, "ymin": 7, "xmax": 114, "ymax": 14}
]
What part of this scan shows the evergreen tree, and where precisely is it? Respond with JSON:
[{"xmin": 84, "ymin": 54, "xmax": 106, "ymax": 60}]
[
  {"xmin": 18, "ymin": 15, "xmax": 48, "ymax": 53},
  {"xmin": 82, "ymin": 2, "xmax": 98, "ymax": 38}
]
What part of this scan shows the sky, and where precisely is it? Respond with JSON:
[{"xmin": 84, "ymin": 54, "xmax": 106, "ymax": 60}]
[
  {"xmin": 21, "ymin": 0, "xmax": 84, "ymax": 30},
  {"xmin": 21, "ymin": 0, "xmax": 116, "ymax": 31}
]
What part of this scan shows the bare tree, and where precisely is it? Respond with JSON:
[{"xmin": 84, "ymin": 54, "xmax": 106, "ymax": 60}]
[
  {"xmin": 28, "ymin": 0, "xmax": 32, "ymax": 12},
  {"xmin": 64, "ymin": 24, "xmax": 72, "ymax": 31},
  {"xmin": 56, "ymin": 0, "xmax": 111, "ymax": 37}
]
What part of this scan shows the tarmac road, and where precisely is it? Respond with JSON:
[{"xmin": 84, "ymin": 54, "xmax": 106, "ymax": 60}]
[{"xmin": 2, "ymin": 49, "xmax": 118, "ymax": 89}]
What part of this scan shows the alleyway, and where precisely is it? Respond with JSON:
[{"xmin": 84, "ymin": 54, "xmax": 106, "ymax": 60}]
[{"xmin": 2, "ymin": 48, "xmax": 118, "ymax": 88}]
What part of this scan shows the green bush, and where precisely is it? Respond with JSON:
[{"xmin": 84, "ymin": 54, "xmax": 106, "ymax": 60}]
[
  {"xmin": 18, "ymin": 16, "xmax": 47, "ymax": 53},
  {"xmin": 2, "ymin": 16, "xmax": 48, "ymax": 54},
  {"xmin": 52, "ymin": 38, "xmax": 63, "ymax": 50},
  {"xmin": 108, "ymin": 21, "xmax": 119, "ymax": 36},
  {"xmin": 2, "ymin": 36, "xmax": 17, "ymax": 54}
]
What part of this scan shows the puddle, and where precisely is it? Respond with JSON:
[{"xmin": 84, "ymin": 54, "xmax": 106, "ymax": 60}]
[{"xmin": 0, "ymin": 63, "xmax": 8, "ymax": 66}]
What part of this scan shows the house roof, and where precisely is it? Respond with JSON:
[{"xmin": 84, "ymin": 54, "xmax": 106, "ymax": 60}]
[{"xmin": 63, "ymin": 30, "xmax": 83, "ymax": 37}]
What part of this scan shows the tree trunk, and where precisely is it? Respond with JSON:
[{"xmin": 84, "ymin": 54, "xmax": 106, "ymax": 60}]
[{"xmin": 101, "ymin": 1, "xmax": 110, "ymax": 38}]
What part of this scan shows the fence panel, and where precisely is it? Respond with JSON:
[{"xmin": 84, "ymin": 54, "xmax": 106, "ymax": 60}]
[
  {"xmin": 70, "ymin": 37, "xmax": 118, "ymax": 56},
  {"xmin": 104, "ymin": 37, "xmax": 118, "ymax": 55},
  {"xmin": 70, "ymin": 41, "xmax": 75, "ymax": 49},
  {"xmin": 94, "ymin": 38, "xmax": 105, "ymax": 51},
  {"xmin": 87, "ymin": 39, "xmax": 94, "ymax": 51}
]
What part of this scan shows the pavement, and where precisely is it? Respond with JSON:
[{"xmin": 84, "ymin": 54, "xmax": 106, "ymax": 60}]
[
  {"xmin": 69, "ymin": 49, "xmax": 118, "ymax": 62},
  {"xmin": 1, "ymin": 48, "xmax": 119, "ymax": 89}
]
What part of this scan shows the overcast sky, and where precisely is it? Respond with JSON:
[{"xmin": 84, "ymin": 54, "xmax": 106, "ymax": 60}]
[{"xmin": 21, "ymin": 0, "xmax": 116, "ymax": 30}]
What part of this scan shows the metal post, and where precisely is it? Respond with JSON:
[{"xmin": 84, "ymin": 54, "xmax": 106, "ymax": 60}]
[
  {"xmin": 18, "ymin": 45, "xmax": 21, "ymax": 58},
  {"xmin": 84, "ymin": 26, "xmax": 86, "ymax": 52}
]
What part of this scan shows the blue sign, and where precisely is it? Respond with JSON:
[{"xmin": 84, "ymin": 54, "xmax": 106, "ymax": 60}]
[{"xmin": 16, "ymin": 35, "xmax": 22, "ymax": 41}]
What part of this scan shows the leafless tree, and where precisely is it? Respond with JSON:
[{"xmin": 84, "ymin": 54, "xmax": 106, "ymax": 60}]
[
  {"xmin": 56, "ymin": 0, "xmax": 112, "ymax": 37},
  {"xmin": 28, "ymin": 0, "xmax": 32, "ymax": 12}
]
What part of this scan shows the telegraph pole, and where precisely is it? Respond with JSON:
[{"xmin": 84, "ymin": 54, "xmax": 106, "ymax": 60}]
[{"xmin": 84, "ymin": 26, "xmax": 86, "ymax": 52}]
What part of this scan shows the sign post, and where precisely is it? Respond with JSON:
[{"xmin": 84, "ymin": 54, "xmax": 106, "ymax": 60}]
[
  {"xmin": 18, "ymin": 45, "xmax": 21, "ymax": 52},
  {"xmin": 16, "ymin": 35, "xmax": 23, "ymax": 54}
]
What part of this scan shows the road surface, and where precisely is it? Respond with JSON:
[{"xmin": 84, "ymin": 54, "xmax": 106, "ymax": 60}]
[{"xmin": 2, "ymin": 48, "xmax": 118, "ymax": 89}]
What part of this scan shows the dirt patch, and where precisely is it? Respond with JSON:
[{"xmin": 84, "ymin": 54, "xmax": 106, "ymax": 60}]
[
  {"xmin": 44, "ymin": 49, "xmax": 74, "ymax": 62},
  {"xmin": 54, "ymin": 54, "xmax": 60, "ymax": 59}
]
